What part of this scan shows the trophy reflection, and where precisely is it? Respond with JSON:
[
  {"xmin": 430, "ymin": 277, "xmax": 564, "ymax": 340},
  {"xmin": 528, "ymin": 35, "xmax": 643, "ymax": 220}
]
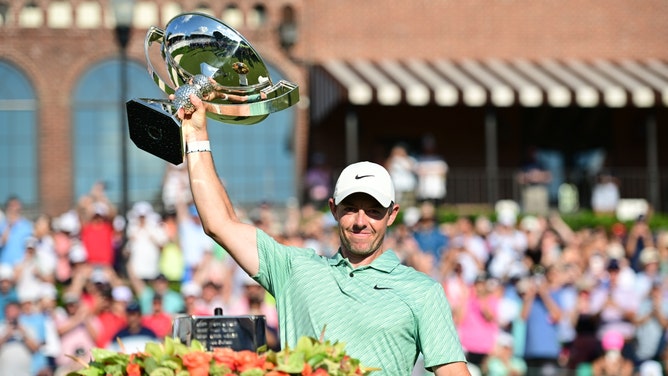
[{"xmin": 127, "ymin": 12, "xmax": 300, "ymax": 165}]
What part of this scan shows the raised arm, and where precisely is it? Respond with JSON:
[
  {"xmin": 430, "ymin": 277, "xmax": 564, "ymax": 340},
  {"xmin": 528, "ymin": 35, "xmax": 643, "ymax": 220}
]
[{"xmin": 177, "ymin": 93, "xmax": 260, "ymax": 276}]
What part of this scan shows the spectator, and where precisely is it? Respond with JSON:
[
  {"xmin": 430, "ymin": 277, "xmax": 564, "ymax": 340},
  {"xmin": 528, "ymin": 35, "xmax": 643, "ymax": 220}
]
[
  {"xmin": 488, "ymin": 213, "xmax": 529, "ymax": 281},
  {"xmin": 128, "ymin": 271, "xmax": 184, "ymax": 316},
  {"xmin": 158, "ymin": 211, "xmax": 185, "ymax": 282},
  {"xmin": 125, "ymin": 201, "xmax": 167, "ymax": 281},
  {"xmin": 638, "ymin": 360, "xmax": 662, "ymax": 376},
  {"xmin": 591, "ymin": 330, "xmax": 634, "ymax": 376},
  {"xmin": 591, "ymin": 171, "xmax": 620, "ymax": 216},
  {"xmin": 304, "ymin": 152, "xmax": 333, "ymax": 208},
  {"xmin": 457, "ymin": 273, "xmax": 501, "ymax": 368},
  {"xmin": 108, "ymin": 301, "xmax": 158, "ymax": 353},
  {"xmin": 38, "ymin": 283, "xmax": 61, "ymax": 375},
  {"xmin": 415, "ymin": 134, "xmax": 449, "ymax": 206},
  {"xmin": 387, "ymin": 222, "xmax": 422, "ymax": 265},
  {"xmin": 90, "ymin": 283, "xmax": 128, "ymax": 349},
  {"xmin": 635, "ymin": 247, "xmax": 662, "ymax": 300},
  {"xmin": 633, "ymin": 281, "xmax": 668, "ymax": 366},
  {"xmin": 481, "ymin": 331, "xmax": 527, "ymax": 376},
  {"xmin": 17, "ymin": 289, "xmax": 50, "ymax": 376},
  {"xmin": 191, "ymin": 247, "xmax": 234, "ymax": 300},
  {"xmin": 197, "ymin": 280, "xmax": 226, "ymax": 315},
  {"xmin": 590, "ymin": 258, "xmax": 639, "ymax": 362},
  {"xmin": 140, "ymin": 294, "xmax": 173, "ymax": 340},
  {"xmin": 454, "ymin": 216, "xmax": 490, "ymax": 269},
  {"xmin": 0, "ymin": 300, "xmax": 41, "ymax": 376},
  {"xmin": 498, "ymin": 277, "xmax": 527, "ymax": 360},
  {"xmin": 625, "ymin": 215, "xmax": 655, "ymax": 272},
  {"xmin": 385, "ymin": 143, "xmax": 417, "ymax": 208},
  {"xmin": 161, "ymin": 162, "xmax": 191, "ymax": 214},
  {"xmin": 76, "ymin": 181, "xmax": 115, "ymax": 225},
  {"xmin": 0, "ymin": 263, "xmax": 18, "ymax": 321},
  {"xmin": 51, "ymin": 211, "xmax": 80, "ymax": 284},
  {"xmin": 441, "ymin": 261, "xmax": 469, "ymax": 326},
  {"xmin": 516, "ymin": 147, "xmax": 552, "ymax": 215},
  {"xmin": 15, "ymin": 237, "xmax": 47, "ymax": 299},
  {"xmin": 179, "ymin": 281, "xmax": 208, "ymax": 316},
  {"xmin": 521, "ymin": 265, "xmax": 565, "ymax": 376},
  {"xmin": 53, "ymin": 292, "xmax": 97, "ymax": 376},
  {"xmin": 565, "ymin": 278, "xmax": 603, "ymax": 372},
  {"xmin": 80, "ymin": 202, "xmax": 115, "ymax": 269},
  {"xmin": 176, "ymin": 200, "xmax": 214, "ymax": 282},
  {"xmin": 412, "ymin": 202, "xmax": 449, "ymax": 266},
  {"xmin": 32, "ymin": 213, "xmax": 57, "ymax": 284},
  {"xmin": 0, "ymin": 196, "xmax": 34, "ymax": 267}
]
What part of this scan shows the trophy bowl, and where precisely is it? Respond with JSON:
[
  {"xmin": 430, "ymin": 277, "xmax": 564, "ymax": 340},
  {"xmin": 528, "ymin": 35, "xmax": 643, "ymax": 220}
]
[{"xmin": 127, "ymin": 12, "xmax": 300, "ymax": 164}]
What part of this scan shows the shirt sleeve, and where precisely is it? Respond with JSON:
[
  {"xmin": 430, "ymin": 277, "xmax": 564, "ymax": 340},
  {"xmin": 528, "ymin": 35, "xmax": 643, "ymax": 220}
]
[
  {"xmin": 254, "ymin": 229, "xmax": 296, "ymax": 299},
  {"xmin": 418, "ymin": 281, "xmax": 467, "ymax": 368}
]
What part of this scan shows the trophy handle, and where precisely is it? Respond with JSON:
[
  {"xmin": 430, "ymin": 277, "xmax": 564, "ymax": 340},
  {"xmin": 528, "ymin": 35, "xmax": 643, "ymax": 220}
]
[{"xmin": 145, "ymin": 26, "xmax": 176, "ymax": 96}]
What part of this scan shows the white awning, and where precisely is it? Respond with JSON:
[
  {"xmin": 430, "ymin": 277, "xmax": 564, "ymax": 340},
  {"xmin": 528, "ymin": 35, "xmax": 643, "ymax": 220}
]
[{"xmin": 310, "ymin": 58, "xmax": 668, "ymax": 122}]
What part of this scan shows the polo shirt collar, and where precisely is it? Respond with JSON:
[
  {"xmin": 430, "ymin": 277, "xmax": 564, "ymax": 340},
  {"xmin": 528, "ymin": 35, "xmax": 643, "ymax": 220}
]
[{"xmin": 329, "ymin": 249, "xmax": 400, "ymax": 273}]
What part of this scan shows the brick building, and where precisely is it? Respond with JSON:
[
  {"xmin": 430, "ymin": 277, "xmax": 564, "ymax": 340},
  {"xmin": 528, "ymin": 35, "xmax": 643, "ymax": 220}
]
[{"xmin": 1, "ymin": 0, "xmax": 668, "ymax": 216}]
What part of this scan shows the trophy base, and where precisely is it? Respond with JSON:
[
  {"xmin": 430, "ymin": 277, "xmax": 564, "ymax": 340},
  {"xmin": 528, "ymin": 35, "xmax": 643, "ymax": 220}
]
[
  {"xmin": 127, "ymin": 99, "xmax": 184, "ymax": 165},
  {"xmin": 172, "ymin": 315, "xmax": 267, "ymax": 352}
]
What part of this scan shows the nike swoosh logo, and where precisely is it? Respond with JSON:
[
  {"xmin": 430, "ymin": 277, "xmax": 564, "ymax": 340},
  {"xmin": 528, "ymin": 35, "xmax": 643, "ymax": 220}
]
[
  {"xmin": 373, "ymin": 285, "xmax": 392, "ymax": 290},
  {"xmin": 355, "ymin": 174, "xmax": 374, "ymax": 179}
]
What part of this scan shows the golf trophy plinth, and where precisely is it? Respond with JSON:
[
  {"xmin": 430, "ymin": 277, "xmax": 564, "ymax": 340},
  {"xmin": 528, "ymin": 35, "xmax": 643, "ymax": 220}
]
[
  {"xmin": 127, "ymin": 12, "xmax": 300, "ymax": 165},
  {"xmin": 172, "ymin": 308, "xmax": 267, "ymax": 351}
]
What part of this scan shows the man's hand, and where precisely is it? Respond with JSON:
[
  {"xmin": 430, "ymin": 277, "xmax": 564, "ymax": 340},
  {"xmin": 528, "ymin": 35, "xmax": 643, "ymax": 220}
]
[{"xmin": 170, "ymin": 93, "xmax": 209, "ymax": 141}]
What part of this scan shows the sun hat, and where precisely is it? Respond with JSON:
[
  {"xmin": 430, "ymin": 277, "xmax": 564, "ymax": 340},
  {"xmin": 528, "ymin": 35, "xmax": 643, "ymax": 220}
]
[
  {"xmin": 181, "ymin": 281, "xmax": 202, "ymax": 297},
  {"xmin": 333, "ymin": 161, "xmax": 395, "ymax": 207},
  {"xmin": 0, "ymin": 264, "xmax": 14, "ymax": 280},
  {"xmin": 640, "ymin": 247, "xmax": 660, "ymax": 265},
  {"xmin": 112, "ymin": 285, "xmax": 133, "ymax": 302},
  {"xmin": 602, "ymin": 330, "xmax": 625, "ymax": 351}
]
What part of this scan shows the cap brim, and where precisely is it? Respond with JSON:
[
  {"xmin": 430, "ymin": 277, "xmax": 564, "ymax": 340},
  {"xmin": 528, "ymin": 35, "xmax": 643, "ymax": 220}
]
[{"xmin": 334, "ymin": 187, "xmax": 392, "ymax": 207}]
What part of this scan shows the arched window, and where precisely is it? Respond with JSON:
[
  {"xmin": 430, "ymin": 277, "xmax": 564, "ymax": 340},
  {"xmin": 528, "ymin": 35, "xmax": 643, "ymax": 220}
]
[
  {"xmin": 73, "ymin": 59, "xmax": 165, "ymax": 208},
  {"xmin": 0, "ymin": 61, "xmax": 38, "ymax": 206}
]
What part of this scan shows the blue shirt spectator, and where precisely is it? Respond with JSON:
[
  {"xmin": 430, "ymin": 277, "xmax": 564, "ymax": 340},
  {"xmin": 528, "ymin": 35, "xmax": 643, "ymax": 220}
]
[{"xmin": 0, "ymin": 197, "xmax": 34, "ymax": 266}]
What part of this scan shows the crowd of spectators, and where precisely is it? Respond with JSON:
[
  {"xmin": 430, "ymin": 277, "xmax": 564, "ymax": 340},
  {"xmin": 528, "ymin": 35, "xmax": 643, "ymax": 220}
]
[{"xmin": 1, "ymin": 172, "xmax": 668, "ymax": 376}]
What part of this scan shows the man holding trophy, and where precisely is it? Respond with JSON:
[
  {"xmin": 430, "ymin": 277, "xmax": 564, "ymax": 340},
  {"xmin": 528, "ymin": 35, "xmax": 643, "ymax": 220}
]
[{"xmin": 129, "ymin": 12, "xmax": 470, "ymax": 375}]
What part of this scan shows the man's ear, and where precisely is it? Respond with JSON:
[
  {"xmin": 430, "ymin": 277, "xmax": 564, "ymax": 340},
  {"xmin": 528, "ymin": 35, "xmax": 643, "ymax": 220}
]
[
  {"xmin": 328, "ymin": 198, "xmax": 338, "ymax": 219},
  {"xmin": 387, "ymin": 203, "xmax": 400, "ymax": 226}
]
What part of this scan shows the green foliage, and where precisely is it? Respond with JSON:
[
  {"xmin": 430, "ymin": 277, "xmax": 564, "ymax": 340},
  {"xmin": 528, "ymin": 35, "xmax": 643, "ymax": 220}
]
[{"xmin": 66, "ymin": 335, "xmax": 379, "ymax": 376}]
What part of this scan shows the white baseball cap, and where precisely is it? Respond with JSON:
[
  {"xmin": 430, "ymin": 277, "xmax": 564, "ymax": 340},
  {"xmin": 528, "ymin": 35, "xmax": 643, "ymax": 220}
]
[{"xmin": 333, "ymin": 161, "xmax": 395, "ymax": 207}]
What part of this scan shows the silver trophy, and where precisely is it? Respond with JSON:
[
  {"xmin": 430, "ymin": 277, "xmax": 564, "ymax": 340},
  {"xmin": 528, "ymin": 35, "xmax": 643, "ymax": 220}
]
[{"xmin": 127, "ymin": 12, "xmax": 300, "ymax": 164}]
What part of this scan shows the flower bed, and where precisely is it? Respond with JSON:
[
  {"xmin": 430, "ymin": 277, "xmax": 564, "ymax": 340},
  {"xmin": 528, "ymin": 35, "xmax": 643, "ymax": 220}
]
[{"xmin": 66, "ymin": 336, "xmax": 379, "ymax": 376}]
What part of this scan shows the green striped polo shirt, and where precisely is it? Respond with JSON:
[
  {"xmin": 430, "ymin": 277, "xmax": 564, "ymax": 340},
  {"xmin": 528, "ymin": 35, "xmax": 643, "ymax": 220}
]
[{"xmin": 253, "ymin": 229, "xmax": 466, "ymax": 375}]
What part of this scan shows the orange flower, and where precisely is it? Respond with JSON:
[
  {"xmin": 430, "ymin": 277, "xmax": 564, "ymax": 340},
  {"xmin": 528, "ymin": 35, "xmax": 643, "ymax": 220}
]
[
  {"xmin": 301, "ymin": 362, "xmax": 313, "ymax": 376},
  {"xmin": 126, "ymin": 363, "xmax": 141, "ymax": 376},
  {"xmin": 235, "ymin": 350, "xmax": 265, "ymax": 372},
  {"xmin": 182, "ymin": 351, "xmax": 213, "ymax": 376},
  {"xmin": 213, "ymin": 347, "xmax": 237, "ymax": 369}
]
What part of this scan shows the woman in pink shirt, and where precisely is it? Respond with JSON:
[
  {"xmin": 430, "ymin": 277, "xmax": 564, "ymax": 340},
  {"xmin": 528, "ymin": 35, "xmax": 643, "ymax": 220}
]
[{"xmin": 456, "ymin": 273, "xmax": 501, "ymax": 367}]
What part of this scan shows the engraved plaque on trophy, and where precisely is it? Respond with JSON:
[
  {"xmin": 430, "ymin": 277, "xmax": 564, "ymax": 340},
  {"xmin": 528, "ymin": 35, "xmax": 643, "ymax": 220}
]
[
  {"xmin": 171, "ymin": 312, "xmax": 267, "ymax": 351},
  {"xmin": 127, "ymin": 12, "xmax": 300, "ymax": 165}
]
